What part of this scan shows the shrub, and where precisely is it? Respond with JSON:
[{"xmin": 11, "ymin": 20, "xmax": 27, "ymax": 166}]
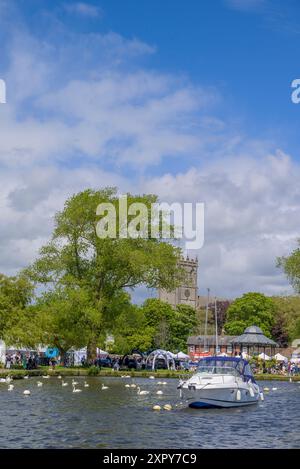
[{"xmin": 88, "ymin": 365, "xmax": 99, "ymax": 376}]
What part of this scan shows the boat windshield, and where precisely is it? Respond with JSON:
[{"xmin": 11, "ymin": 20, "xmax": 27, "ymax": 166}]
[
  {"xmin": 196, "ymin": 365, "xmax": 240, "ymax": 377},
  {"xmin": 196, "ymin": 357, "xmax": 256, "ymax": 382}
]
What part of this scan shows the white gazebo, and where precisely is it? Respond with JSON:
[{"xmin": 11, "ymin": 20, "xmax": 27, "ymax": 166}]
[{"xmin": 146, "ymin": 349, "xmax": 175, "ymax": 370}]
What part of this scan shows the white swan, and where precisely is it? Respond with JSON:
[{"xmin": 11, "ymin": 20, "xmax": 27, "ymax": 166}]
[
  {"xmin": 125, "ymin": 384, "xmax": 131, "ymax": 388},
  {"xmin": 156, "ymin": 390, "xmax": 163, "ymax": 395},
  {"xmin": 57, "ymin": 375, "xmax": 62, "ymax": 379},
  {"xmin": 23, "ymin": 390, "xmax": 31, "ymax": 395},
  {"xmin": 137, "ymin": 386, "xmax": 150, "ymax": 395},
  {"xmin": 101, "ymin": 384, "xmax": 109, "ymax": 390},
  {"xmin": 37, "ymin": 381, "xmax": 43, "ymax": 387},
  {"xmin": 84, "ymin": 382, "xmax": 89, "ymax": 387},
  {"xmin": 42, "ymin": 375, "xmax": 50, "ymax": 379},
  {"xmin": 130, "ymin": 383, "xmax": 137, "ymax": 388},
  {"xmin": 24, "ymin": 375, "xmax": 29, "ymax": 379},
  {"xmin": 8, "ymin": 384, "xmax": 14, "ymax": 391},
  {"xmin": 62, "ymin": 381, "xmax": 68, "ymax": 387},
  {"xmin": 72, "ymin": 379, "xmax": 78, "ymax": 386},
  {"xmin": 72, "ymin": 385, "xmax": 82, "ymax": 393},
  {"xmin": 149, "ymin": 376, "xmax": 155, "ymax": 379},
  {"xmin": 0, "ymin": 378, "xmax": 7, "ymax": 383}
]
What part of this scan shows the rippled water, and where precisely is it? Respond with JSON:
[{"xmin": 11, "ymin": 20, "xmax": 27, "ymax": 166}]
[{"xmin": 0, "ymin": 376, "xmax": 299, "ymax": 448}]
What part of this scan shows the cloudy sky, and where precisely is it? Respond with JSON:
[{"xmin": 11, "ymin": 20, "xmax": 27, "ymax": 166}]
[{"xmin": 0, "ymin": 0, "xmax": 300, "ymax": 299}]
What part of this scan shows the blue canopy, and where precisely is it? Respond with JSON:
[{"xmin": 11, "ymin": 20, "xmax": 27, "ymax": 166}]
[{"xmin": 45, "ymin": 347, "xmax": 59, "ymax": 358}]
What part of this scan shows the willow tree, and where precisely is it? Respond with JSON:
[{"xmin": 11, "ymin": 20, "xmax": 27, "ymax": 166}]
[{"xmin": 26, "ymin": 188, "xmax": 184, "ymax": 360}]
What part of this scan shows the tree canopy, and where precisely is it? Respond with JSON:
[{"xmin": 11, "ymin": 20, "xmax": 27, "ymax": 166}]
[
  {"xmin": 277, "ymin": 240, "xmax": 300, "ymax": 294},
  {"xmin": 224, "ymin": 292, "xmax": 276, "ymax": 337},
  {"xmin": 25, "ymin": 188, "xmax": 184, "ymax": 358}
]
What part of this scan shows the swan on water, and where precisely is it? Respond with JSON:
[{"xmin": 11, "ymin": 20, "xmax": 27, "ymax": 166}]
[
  {"xmin": 84, "ymin": 382, "xmax": 89, "ymax": 388},
  {"xmin": 42, "ymin": 375, "xmax": 50, "ymax": 379},
  {"xmin": 137, "ymin": 386, "xmax": 150, "ymax": 395},
  {"xmin": 23, "ymin": 390, "xmax": 31, "ymax": 395},
  {"xmin": 101, "ymin": 384, "xmax": 109, "ymax": 390},
  {"xmin": 57, "ymin": 375, "xmax": 62, "ymax": 379},
  {"xmin": 72, "ymin": 380, "xmax": 78, "ymax": 386},
  {"xmin": 125, "ymin": 384, "xmax": 131, "ymax": 388},
  {"xmin": 156, "ymin": 390, "xmax": 163, "ymax": 395},
  {"xmin": 130, "ymin": 383, "xmax": 137, "ymax": 388},
  {"xmin": 8, "ymin": 384, "xmax": 14, "ymax": 391},
  {"xmin": 0, "ymin": 378, "xmax": 7, "ymax": 383},
  {"xmin": 149, "ymin": 376, "xmax": 155, "ymax": 379},
  {"xmin": 37, "ymin": 381, "xmax": 43, "ymax": 387},
  {"xmin": 62, "ymin": 381, "xmax": 68, "ymax": 387},
  {"xmin": 72, "ymin": 385, "xmax": 82, "ymax": 393},
  {"xmin": 272, "ymin": 387, "xmax": 277, "ymax": 391},
  {"xmin": 24, "ymin": 375, "xmax": 29, "ymax": 379}
]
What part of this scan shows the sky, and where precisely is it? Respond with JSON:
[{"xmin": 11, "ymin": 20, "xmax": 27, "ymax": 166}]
[{"xmin": 0, "ymin": 0, "xmax": 300, "ymax": 300}]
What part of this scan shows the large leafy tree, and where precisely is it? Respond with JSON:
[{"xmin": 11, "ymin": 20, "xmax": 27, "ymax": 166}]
[
  {"xmin": 272, "ymin": 296, "xmax": 300, "ymax": 343},
  {"xmin": 112, "ymin": 304, "xmax": 155, "ymax": 354},
  {"xmin": 277, "ymin": 240, "xmax": 300, "ymax": 293},
  {"xmin": 0, "ymin": 273, "xmax": 39, "ymax": 348},
  {"xmin": 224, "ymin": 292, "xmax": 276, "ymax": 337},
  {"xmin": 142, "ymin": 298, "xmax": 174, "ymax": 350},
  {"xmin": 169, "ymin": 304, "xmax": 198, "ymax": 352},
  {"xmin": 26, "ymin": 188, "xmax": 183, "ymax": 359}
]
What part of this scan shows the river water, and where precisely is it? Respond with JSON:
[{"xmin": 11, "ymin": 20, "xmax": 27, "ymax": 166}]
[{"xmin": 0, "ymin": 376, "xmax": 299, "ymax": 448}]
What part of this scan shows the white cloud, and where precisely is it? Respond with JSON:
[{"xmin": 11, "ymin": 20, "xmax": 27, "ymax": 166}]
[
  {"xmin": 143, "ymin": 151, "xmax": 300, "ymax": 297},
  {"xmin": 0, "ymin": 5, "xmax": 299, "ymax": 300},
  {"xmin": 224, "ymin": 0, "xmax": 266, "ymax": 12},
  {"xmin": 64, "ymin": 2, "xmax": 102, "ymax": 18}
]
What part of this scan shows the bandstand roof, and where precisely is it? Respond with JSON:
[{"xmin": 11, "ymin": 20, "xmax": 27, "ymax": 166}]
[{"xmin": 230, "ymin": 325, "xmax": 278, "ymax": 347}]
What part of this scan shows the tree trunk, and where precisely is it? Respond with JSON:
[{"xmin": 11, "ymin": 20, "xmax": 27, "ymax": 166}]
[{"xmin": 87, "ymin": 337, "xmax": 97, "ymax": 364}]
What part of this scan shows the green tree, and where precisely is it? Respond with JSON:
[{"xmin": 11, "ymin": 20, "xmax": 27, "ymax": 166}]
[
  {"xmin": 272, "ymin": 296, "xmax": 300, "ymax": 342},
  {"xmin": 224, "ymin": 292, "xmax": 276, "ymax": 337},
  {"xmin": 0, "ymin": 273, "xmax": 38, "ymax": 348},
  {"xmin": 169, "ymin": 304, "xmax": 197, "ymax": 352},
  {"xmin": 26, "ymin": 188, "xmax": 184, "ymax": 359},
  {"xmin": 142, "ymin": 298, "xmax": 174, "ymax": 349},
  {"xmin": 277, "ymin": 240, "xmax": 300, "ymax": 293},
  {"xmin": 34, "ymin": 286, "xmax": 101, "ymax": 361},
  {"xmin": 112, "ymin": 304, "xmax": 155, "ymax": 354}
]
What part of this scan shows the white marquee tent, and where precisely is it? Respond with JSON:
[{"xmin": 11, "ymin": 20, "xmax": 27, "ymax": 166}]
[{"xmin": 274, "ymin": 353, "xmax": 288, "ymax": 362}]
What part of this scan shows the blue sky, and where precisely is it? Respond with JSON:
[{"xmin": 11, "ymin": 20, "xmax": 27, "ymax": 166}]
[{"xmin": 0, "ymin": 0, "xmax": 300, "ymax": 299}]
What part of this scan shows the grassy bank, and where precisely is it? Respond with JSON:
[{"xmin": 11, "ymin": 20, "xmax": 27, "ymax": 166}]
[{"xmin": 1, "ymin": 367, "xmax": 299, "ymax": 382}]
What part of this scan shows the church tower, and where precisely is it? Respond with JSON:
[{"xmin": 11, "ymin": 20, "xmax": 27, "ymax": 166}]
[{"xmin": 158, "ymin": 256, "xmax": 198, "ymax": 309}]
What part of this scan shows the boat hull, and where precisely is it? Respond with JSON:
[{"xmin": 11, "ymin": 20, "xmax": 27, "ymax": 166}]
[{"xmin": 183, "ymin": 384, "xmax": 260, "ymax": 409}]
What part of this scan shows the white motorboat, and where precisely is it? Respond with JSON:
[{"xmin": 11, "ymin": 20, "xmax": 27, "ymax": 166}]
[{"xmin": 178, "ymin": 356, "xmax": 262, "ymax": 408}]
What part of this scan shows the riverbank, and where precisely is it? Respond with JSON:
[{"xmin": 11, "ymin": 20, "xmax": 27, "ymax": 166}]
[{"xmin": 0, "ymin": 367, "xmax": 299, "ymax": 381}]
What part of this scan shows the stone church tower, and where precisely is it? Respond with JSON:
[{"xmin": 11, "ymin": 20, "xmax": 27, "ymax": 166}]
[{"xmin": 158, "ymin": 256, "xmax": 198, "ymax": 309}]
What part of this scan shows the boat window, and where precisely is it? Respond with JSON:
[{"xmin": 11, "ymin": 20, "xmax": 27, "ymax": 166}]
[{"xmin": 196, "ymin": 366, "xmax": 240, "ymax": 377}]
